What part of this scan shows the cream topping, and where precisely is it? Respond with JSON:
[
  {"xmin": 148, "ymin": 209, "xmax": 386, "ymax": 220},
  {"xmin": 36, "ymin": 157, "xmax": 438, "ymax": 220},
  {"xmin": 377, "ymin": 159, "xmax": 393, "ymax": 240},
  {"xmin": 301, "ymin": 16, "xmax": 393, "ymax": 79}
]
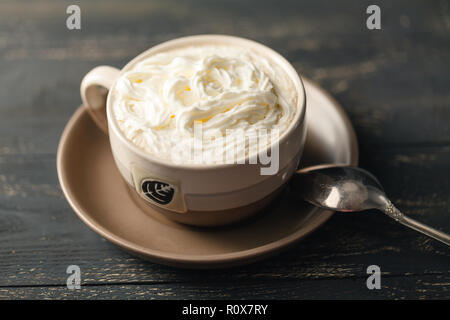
[{"xmin": 112, "ymin": 45, "xmax": 296, "ymax": 164}]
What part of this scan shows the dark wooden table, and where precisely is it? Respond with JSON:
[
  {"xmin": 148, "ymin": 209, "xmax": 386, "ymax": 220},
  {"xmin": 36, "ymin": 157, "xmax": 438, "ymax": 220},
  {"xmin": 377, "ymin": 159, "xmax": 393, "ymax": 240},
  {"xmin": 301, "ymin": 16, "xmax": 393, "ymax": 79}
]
[{"xmin": 0, "ymin": 0, "xmax": 449, "ymax": 299}]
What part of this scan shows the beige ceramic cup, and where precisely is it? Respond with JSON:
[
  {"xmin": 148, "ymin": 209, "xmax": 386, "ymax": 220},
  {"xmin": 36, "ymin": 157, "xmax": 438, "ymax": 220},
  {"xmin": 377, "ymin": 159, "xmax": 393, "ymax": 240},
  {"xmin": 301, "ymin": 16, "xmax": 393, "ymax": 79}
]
[{"xmin": 80, "ymin": 35, "xmax": 306, "ymax": 226}]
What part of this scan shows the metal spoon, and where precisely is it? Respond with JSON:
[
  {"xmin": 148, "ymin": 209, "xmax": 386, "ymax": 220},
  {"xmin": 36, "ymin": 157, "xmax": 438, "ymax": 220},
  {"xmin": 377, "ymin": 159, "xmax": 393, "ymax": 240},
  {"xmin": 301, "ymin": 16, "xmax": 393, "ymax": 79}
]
[{"xmin": 292, "ymin": 165, "xmax": 450, "ymax": 246}]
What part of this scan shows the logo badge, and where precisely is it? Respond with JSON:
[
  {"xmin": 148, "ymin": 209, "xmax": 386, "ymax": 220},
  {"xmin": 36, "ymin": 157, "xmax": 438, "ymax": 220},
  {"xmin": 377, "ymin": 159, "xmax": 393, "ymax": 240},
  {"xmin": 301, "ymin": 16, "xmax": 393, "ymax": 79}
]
[{"xmin": 141, "ymin": 180, "xmax": 175, "ymax": 205}]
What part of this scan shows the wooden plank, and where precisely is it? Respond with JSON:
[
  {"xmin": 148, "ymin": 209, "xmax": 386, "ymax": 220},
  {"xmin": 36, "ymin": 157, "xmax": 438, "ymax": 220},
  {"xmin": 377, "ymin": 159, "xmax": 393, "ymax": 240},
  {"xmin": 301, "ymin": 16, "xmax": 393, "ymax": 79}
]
[{"xmin": 0, "ymin": 274, "xmax": 449, "ymax": 299}]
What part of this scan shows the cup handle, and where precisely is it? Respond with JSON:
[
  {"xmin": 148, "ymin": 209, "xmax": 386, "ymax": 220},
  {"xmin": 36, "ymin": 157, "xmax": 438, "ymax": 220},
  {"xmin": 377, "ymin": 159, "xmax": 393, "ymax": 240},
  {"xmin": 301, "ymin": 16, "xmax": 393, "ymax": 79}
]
[{"xmin": 80, "ymin": 66, "xmax": 120, "ymax": 134}]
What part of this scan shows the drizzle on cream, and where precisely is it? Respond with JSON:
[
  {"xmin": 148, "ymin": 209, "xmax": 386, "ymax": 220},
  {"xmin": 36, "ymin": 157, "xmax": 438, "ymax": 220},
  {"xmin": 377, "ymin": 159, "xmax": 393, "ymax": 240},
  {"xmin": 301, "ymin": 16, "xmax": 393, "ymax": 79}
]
[{"xmin": 112, "ymin": 45, "xmax": 296, "ymax": 164}]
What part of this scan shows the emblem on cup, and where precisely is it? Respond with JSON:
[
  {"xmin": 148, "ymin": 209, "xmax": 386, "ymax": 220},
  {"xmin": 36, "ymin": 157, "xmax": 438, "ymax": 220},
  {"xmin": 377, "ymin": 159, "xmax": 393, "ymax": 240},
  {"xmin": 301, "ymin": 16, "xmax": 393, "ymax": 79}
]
[{"xmin": 141, "ymin": 179, "xmax": 175, "ymax": 205}]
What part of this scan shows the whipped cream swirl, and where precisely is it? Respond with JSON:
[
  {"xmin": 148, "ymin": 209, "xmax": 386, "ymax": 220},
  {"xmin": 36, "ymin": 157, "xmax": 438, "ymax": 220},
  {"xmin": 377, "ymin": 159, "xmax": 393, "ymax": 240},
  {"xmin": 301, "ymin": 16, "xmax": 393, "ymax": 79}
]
[{"xmin": 112, "ymin": 45, "xmax": 296, "ymax": 164}]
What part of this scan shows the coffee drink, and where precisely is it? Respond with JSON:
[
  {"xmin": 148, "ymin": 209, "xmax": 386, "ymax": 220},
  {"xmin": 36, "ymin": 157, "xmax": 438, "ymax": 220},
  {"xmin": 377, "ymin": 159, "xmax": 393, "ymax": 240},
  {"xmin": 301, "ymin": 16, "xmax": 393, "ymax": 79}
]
[
  {"xmin": 110, "ymin": 45, "xmax": 297, "ymax": 164},
  {"xmin": 81, "ymin": 35, "xmax": 306, "ymax": 225}
]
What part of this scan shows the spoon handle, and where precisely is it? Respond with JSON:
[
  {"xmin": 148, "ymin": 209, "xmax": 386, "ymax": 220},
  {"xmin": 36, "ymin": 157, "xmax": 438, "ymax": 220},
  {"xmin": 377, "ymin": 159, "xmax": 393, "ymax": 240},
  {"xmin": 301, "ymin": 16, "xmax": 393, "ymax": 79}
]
[{"xmin": 383, "ymin": 201, "xmax": 450, "ymax": 246}]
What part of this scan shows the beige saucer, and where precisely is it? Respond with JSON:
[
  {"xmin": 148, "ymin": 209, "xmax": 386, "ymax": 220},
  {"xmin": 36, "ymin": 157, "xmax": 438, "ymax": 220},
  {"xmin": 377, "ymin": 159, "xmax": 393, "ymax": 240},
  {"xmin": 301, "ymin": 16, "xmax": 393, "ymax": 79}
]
[{"xmin": 57, "ymin": 78, "xmax": 358, "ymax": 268}]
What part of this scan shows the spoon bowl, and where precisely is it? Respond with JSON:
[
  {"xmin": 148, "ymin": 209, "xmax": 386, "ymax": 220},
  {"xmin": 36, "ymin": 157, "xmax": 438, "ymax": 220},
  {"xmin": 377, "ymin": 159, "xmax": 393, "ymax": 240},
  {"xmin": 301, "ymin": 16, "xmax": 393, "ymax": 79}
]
[{"xmin": 293, "ymin": 165, "xmax": 450, "ymax": 246}]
